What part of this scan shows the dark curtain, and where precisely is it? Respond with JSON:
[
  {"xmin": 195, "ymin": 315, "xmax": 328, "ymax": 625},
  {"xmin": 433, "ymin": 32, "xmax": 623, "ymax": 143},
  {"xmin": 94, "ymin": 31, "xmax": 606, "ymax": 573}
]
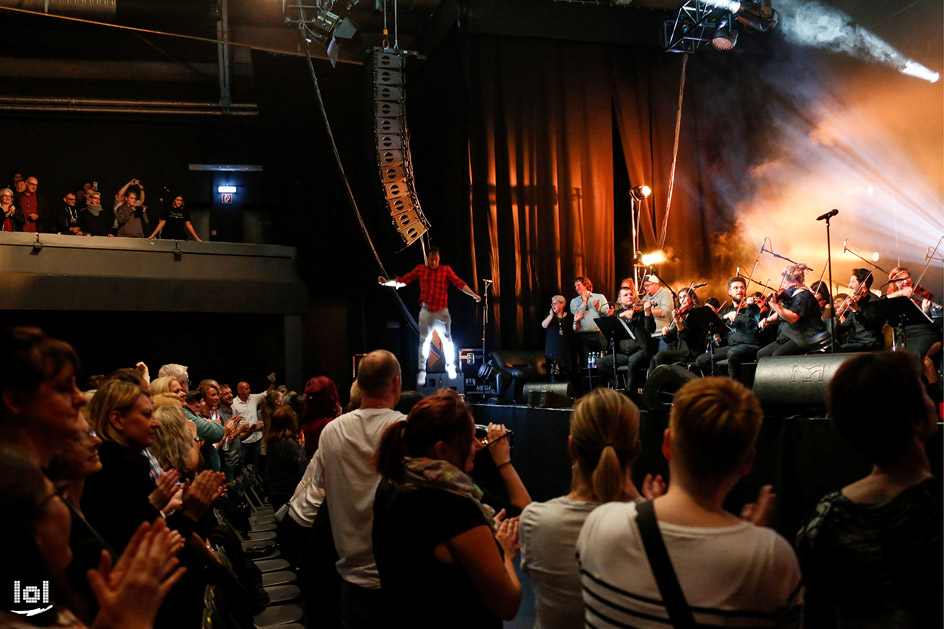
[{"xmin": 465, "ymin": 36, "xmax": 615, "ymax": 350}]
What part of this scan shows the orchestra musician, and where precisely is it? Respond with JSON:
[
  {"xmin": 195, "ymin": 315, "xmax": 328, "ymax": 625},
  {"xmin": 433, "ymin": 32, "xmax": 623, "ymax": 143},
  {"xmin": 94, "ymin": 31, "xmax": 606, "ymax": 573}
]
[
  {"xmin": 694, "ymin": 276, "xmax": 763, "ymax": 382},
  {"xmin": 650, "ymin": 287, "xmax": 701, "ymax": 369},
  {"xmin": 810, "ymin": 281, "xmax": 833, "ymax": 321},
  {"xmin": 756, "ymin": 264, "xmax": 829, "ymax": 358},
  {"xmin": 836, "ymin": 268, "xmax": 884, "ymax": 352},
  {"xmin": 570, "ymin": 276, "xmax": 609, "ymax": 364},
  {"xmin": 885, "ymin": 267, "xmax": 942, "ymax": 361},
  {"xmin": 597, "ymin": 282, "xmax": 655, "ymax": 393}
]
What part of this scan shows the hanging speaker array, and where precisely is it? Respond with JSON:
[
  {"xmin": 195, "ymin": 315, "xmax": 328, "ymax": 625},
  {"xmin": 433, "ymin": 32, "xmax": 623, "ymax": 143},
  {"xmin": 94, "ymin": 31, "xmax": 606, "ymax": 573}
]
[{"xmin": 371, "ymin": 47, "xmax": 429, "ymax": 248}]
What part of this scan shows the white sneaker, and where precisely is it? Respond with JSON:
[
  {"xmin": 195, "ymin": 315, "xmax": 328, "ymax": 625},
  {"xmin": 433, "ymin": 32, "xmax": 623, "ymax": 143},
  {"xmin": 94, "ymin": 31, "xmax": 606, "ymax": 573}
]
[
  {"xmin": 417, "ymin": 370, "xmax": 427, "ymax": 385},
  {"xmin": 446, "ymin": 365, "xmax": 457, "ymax": 380}
]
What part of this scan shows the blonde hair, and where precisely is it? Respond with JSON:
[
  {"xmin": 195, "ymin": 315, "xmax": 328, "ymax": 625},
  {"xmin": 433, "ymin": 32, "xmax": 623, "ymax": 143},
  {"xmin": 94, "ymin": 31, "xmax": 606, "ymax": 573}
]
[
  {"xmin": 151, "ymin": 405, "xmax": 197, "ymax": 472},
  {"xmin": 782, "ymin": 263, "xmax": 812, "ymax": 284},
  {"xmin": 569, "ymin": 388, "xmax": 641, "ymax": 502},
  {"xmin": 150, "ymin": 376, "xmax": 179, "ymax": 397},
  {"xmin": 669, "ymin": 377, "xmax": 762, "ymax": 482},
  {"xmin": 151, "ymin": 392, "xmax": 182, "ymax": 410},
  {"xmin": 88, "ymin": 379, "xmax": 148, "ymax": 446},
  {"xmin": 551, "ymin": 295, "xmax": 566, "ymax": 305}
]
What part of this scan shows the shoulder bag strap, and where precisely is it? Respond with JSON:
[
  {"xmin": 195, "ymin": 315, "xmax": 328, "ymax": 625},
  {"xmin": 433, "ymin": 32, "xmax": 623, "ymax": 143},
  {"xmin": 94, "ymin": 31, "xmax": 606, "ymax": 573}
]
[{"xmin": 635, "ymin": 500, "xmax": 696, "ymax": 628}]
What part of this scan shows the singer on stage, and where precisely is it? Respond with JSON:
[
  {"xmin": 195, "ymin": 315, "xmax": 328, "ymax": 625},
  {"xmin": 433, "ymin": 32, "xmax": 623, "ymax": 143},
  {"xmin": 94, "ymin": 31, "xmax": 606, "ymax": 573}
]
[{"xmin": 378, "ymin": 247, "xmax": 480, "ymax": 385}]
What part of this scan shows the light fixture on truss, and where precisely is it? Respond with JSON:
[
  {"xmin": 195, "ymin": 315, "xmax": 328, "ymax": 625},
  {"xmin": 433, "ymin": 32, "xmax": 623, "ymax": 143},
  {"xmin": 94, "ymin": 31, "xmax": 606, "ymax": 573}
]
[{"xmin": 663, "ymin": 0, "xmax": 777, "ymax": 54}]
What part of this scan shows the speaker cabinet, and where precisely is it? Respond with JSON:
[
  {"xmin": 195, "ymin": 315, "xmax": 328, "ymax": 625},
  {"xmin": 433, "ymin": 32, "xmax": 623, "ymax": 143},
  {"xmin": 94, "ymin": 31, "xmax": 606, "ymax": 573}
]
[
  {"xmin": 642, "ymin": 364, "xmax": 699, "ymax": 413},
  {"xmin": 523, "ymin": 382, "xmax": 574, "ymax": 408},
  {"xmin": 753, "ymin": 353, "xmax": 857, "ymax": 413}
]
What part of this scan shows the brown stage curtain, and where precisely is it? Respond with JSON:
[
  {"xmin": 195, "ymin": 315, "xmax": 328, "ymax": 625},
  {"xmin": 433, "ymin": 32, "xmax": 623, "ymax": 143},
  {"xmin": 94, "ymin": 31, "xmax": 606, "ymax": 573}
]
[{"xmin": 466, "ymin": 36, "xmax": 615, "ymax": 350}]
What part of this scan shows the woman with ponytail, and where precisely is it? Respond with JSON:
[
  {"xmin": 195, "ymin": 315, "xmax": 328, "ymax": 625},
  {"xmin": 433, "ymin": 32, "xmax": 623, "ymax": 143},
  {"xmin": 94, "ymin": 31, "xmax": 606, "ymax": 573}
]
[
  {"xmin": 519, "ymin": 387, "xmax": 663, "ymax": 629},
  {"xmin": 372, "ymin": 389, "xmax": 522, "ymax": 627}
]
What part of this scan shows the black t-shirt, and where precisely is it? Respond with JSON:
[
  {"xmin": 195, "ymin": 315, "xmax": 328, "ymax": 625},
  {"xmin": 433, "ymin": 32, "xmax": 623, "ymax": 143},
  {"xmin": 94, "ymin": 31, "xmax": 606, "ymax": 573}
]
[
  {"xmin": 779, "ymin": 287, "xmax": 828, "ymax": 346},
  {"xmin": 159, "ymin": 205, "xmax": 193, "ymax": 240},
  {"xmin": 373, "ymin": 482, "xmax": 502, "ymax": 629}
]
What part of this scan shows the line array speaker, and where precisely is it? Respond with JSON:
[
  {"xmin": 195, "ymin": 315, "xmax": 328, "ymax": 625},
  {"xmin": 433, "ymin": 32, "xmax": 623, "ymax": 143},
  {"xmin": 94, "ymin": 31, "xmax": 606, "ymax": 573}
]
[{"xmin": 371, "ymin": 48, "xmax": 429, "ymax": 248}]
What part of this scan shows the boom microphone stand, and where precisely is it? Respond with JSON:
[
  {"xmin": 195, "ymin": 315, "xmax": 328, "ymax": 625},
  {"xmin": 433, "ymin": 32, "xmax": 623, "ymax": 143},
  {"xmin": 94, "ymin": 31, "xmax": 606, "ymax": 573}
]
[{"xmin": 816, "ymin": 209, "xmax": 838, "ymax": 353}]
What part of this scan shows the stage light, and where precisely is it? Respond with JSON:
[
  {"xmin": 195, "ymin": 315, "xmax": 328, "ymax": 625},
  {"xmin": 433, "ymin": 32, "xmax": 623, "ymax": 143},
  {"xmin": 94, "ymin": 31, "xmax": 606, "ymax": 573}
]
[
  {"xmin": 872, "ymin": 252, "xmax": 880, "ymax": 262},
  {"xmin": 705, "ymin": 0, "xmax": 741, "ymax": 12},
  {"xmin": 711, "ymin": 17, "xmax": 738, "ymax": 50},
  {"xmin": 630, "ymin": 185, "xmax": 651, "ymax": 200},
  {"xmin": 217, "ymin": 185, "xmax": 237, "ymax": 193},
  {"xmin": 641, "ymin": 251, "xmax": 667, "ymax": 265}
]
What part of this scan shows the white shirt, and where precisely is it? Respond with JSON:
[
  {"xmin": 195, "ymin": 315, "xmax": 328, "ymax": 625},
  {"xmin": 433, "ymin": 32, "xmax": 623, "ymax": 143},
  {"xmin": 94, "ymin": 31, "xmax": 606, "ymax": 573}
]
[
  {"xmin": 287, "ymin": 407, "xmax": 404, "ymax": 588},
  {"xmin": 576, "ymin": 501, "xmax": 803, "ymax": 628},
  {"xmin": 232, "ymin": 392, "xmax": 266, "ymax": 444},
  {"xmin": 520, "ymin": 496, "xmax": 599, "ymax": 629}
]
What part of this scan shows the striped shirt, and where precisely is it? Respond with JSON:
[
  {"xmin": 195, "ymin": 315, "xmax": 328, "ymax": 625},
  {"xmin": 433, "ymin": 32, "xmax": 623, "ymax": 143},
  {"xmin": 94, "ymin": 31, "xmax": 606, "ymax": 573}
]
[{"xmin": 576, "ymin": 501, "xmax": 803, "ymax": 628}]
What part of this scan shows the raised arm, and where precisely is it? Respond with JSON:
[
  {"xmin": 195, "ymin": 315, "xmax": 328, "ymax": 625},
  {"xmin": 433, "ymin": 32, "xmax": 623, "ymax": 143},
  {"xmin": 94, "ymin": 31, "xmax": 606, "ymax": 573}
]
[{"xmin": 444, "ymin": 521, "xmax": 522, "ymax": 620}]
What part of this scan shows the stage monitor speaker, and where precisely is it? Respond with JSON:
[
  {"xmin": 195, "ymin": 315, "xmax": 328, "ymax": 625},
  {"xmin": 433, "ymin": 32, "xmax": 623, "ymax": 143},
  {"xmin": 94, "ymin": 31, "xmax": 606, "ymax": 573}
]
[
  {"xmin": 642, "ymin": 364, "xmax": 699, "ymax": 413},
  {"xmin": 418, "ymin": 372, "xmax": 464, "ymax": 397},
  {"xmin": 753, "ymin": 353, "xmax": 857, "ymax": 413},
  {"xmin": 523, "ymin": 382, "xmax": 574, "ymax": 408}
]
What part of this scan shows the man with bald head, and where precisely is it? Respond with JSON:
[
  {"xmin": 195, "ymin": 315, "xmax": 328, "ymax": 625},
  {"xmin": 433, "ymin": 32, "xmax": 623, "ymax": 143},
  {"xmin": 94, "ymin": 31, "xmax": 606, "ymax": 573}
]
[
  {"xmin": 285, "ymin": 349, "xmax": 405, "ymax": 628},
  {"xmin": 232, "ymin": 374, "xmax": 276, "ymax": 469}
]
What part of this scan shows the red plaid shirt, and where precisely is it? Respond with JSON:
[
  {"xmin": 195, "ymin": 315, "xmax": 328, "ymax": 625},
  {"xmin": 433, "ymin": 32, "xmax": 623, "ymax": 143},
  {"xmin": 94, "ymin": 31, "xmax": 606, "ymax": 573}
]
[{"xmin": 398, "ymin": 264, "xmax": 467, "ymax": 312}]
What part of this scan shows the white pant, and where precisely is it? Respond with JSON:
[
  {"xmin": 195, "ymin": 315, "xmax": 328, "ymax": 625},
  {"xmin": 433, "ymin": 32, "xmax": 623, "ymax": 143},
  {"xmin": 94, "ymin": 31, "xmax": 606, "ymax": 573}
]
[{"xmin": 418, "ymin": 306, "xmax": 455, "ymax": 371}]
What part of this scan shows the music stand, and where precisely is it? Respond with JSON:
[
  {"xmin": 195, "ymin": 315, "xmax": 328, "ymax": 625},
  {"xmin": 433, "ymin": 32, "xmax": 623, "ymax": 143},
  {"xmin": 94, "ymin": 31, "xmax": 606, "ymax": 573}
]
[
  {"xmin": 595, "ymin": 315, "xmax": 636, "ymax": 390},
  {"xmin": 682, "ymin": 307, "xmax": 725, "ymax": 373},
  {"xmin": 874, "ymin": 297, "xmax": 933, "ymax": 351}
]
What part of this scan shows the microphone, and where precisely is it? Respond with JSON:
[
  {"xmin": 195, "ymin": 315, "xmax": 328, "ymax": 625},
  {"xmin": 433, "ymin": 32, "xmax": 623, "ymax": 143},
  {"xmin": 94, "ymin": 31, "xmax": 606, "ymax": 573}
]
[
  {"xmin": 842, "ymin": 238, "xmax": 848, "ymax": 253},
  {"xmin": 816, "ymin": 209, "xmax": 839, "ymax": 221},
  {"xmin": 760, "ymin": 239, "xmax": 767, "ymax": 255},
  {"xmin": 692, "ymin": 282, "xmax": 707, "ymax": 290}
]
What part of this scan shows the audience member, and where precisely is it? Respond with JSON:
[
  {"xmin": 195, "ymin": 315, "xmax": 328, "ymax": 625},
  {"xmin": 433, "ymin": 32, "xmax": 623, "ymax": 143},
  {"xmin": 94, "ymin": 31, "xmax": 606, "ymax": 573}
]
[
  {"xmin": 264, "ymin": 405, "xmax": 306, "ymax": 511},
  {"xmin": 795, "ymin": 351, "xmax": 941, "ymax": 627},
  {"xmin": 1, "ymin": 187, "xmax": 20, "ymax": 231},
  {"xmin": 157, "ymin": 363, "xmax": 190, "ymax": 394},
  {"xmin": 343, "ymin": 381, "xmax": 362, "ymax": 413},
  {"xmin": 373, "ymin": 390, "xmax": 522, "ymax": 627},
  {"xmin": 0, "ymin": 446, "xmax": 185, "ymax": 628},
  {"xmin": 151, "ymin": 404, "xmax": 202, "ymax": 477},
  {"xmin": 285, "ymin": 349, "xmax": 405, "ymax": 628},
  {"xmin": 149, "ymin": 193, "xmax": 201, "ymax": 241},
  {"xmin": 114, "ymin": 179, "xmax": 149, "ymax": 238},
  {"xmin": 298, "ymin": 375, "xmax": 341, "ymax": 459},
  {"xmin": 0, "ymin": 327, "xmax": 85, "ymax": 466},
  {"xmin": 232, "ymin": 375, "xmax": 276, "ymax": 469},
  {"xmin": 519, "ymin": 388, "xmax": 661, "ymax": 629},
  {"xmin": 15, "ymin": 176, "xmax": 50, "ymax": 233},
  {"xmin": 74, "ymin": 179, "xmax": 94, "ymax": 205},
  {"xmin": 394, "ymin": 389, "xmax": 424, "ymax": 415},
  {"xmin": 78, "ymin": 189, "xmax": 114, "ymax": 237},
  {"xmin": 151, "ymin": 375, "xmax": 186, "ymax": 403},
  {"xmin": 56, "ymin": 190, "xmax": 83, "ymax": 235},
  {"xmin": 577, "ymin": 377, "xmax": 802, "ymax": 627},
  {"xmin": 82, "ymin": 379, "xmax": 222, "ymax": 552}
]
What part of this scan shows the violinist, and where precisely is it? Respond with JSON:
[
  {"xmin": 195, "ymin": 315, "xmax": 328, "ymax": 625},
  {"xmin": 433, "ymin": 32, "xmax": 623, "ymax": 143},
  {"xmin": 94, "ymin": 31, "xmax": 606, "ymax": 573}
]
[
  {"xmin": 757, "ymin": 264, "xmax": 829, "ymax": 359},
  {"xmin": 810, "ymin": 281, "xmax": 833, "ymax": 321},
  {"xmin": 651, "ymin": 287, "xmax": 700, "ymax": 369},
  {"xmin": 598, "ymin": 283, "xmax": 655, "ymax": 393},
  {"xmin": 836, "ymin": 268, "xmax": 884, "ymax": 352},
  {"xmin": 695, "ymin": 276, "xmax": 762, "ymax": 382},
  {"xmin": 885, "ymin": 267, "xmax": 942, "ymax": 361},
  {"xmin": 641, "ymin": 275, "xmax": 674, "ymax": 335}
]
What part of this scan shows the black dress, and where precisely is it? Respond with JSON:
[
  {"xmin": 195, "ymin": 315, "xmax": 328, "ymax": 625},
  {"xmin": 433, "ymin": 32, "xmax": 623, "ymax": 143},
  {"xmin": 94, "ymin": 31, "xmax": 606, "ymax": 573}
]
[{"xmin": 544, "ymin": 312, "xmax": 576, "ymax": 374}]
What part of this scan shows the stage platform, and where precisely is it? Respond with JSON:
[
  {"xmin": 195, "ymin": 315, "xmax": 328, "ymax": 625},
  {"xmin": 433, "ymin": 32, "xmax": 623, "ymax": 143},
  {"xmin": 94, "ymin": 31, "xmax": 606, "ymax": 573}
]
[{"xmin": 470, "ymin": 402, "xmax": 943, "ymax": 540}]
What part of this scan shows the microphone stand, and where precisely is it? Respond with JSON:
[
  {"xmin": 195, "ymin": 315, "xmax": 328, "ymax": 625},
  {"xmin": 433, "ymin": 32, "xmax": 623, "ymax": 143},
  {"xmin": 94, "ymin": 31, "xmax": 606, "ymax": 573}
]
[
  {"xmin": 481, "ymin": 279, "xmax": 493, "ymax": 359},
  {"xmin": 822, "ymin": 216, "xmax": 837, "ymax": 353}
]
